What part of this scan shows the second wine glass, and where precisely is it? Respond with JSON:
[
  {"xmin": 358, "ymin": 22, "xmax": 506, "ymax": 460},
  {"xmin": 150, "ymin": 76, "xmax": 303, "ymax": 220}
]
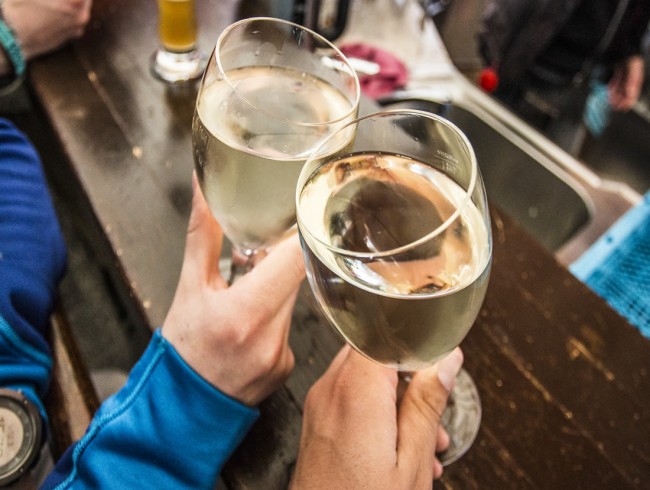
[
  {"xmin": 192, "ymin": 17, "xmax": 360, "ymax": 282},
  {"xmin": 296, "ymin": 109, "xmax": 493, "ymax": 465}
]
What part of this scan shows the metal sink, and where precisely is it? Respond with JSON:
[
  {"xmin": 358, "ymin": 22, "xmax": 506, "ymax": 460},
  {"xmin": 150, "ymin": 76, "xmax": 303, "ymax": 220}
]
[{"xmin": 379, "ymin": 75, "xmax": 641, "ymax": 264}]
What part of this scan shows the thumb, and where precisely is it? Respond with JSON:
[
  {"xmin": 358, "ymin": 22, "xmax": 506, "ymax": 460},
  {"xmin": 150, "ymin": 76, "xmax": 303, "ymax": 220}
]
[
  {"xmin": 181, "ymin": 172, "xmax": 224, "ymax": 284},
  {"xmin": 396, "ymin": 348, "xmax": 463, "ymax": 467}
]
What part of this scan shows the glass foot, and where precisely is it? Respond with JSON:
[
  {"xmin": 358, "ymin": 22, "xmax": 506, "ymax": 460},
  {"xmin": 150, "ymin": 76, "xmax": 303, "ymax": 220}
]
[
  {"xmin": 150, "ymin": 48, "xmax": 207, "ymax": 84},
  {"xmin": 437, "ymin": 367, "xmax": 481, "ymax": 466}
]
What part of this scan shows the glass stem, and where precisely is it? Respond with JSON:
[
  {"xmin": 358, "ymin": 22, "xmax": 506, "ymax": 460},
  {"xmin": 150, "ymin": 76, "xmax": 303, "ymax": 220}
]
[{"xmin": 228, "ymin": 248, "xmax": 265, "ymax": 285}]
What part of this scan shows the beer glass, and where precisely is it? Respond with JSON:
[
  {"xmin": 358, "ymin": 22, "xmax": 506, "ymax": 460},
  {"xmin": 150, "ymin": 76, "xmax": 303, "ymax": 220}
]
[{"xmin": 150, "ymin": 0, "xmax": 207, "ymax": 83}]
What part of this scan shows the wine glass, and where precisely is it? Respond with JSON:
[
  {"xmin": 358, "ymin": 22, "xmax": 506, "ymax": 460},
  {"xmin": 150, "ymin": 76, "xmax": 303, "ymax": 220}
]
[
  {"xmin": 192, "ymin": 17, "xmax": 360, "ymax": 282},
  {"xmin": 296, "ymin": 109, "xmax": 493, "ymax": 465}
]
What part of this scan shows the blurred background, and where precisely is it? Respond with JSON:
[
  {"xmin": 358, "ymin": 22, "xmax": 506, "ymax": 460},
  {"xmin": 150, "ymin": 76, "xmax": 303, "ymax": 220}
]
[{"xmin": 433, "ymin": 0, "xmax": 650, "ymax": 195}]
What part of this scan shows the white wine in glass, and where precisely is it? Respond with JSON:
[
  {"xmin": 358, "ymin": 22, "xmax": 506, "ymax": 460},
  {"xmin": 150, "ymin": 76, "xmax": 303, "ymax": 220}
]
[
  {"xmin": 297, "ymin": 110, "xmax": 493, "ymax": 464},
  {"xmin": 192, "ymin": 17, "xmax": 360, "ymax": 281}
]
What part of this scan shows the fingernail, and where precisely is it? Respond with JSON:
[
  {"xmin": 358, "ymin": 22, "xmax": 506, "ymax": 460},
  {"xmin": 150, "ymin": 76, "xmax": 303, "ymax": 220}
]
[{"xmin": 437, "ymin": 348, "xmax": 463, "ymax": 392}]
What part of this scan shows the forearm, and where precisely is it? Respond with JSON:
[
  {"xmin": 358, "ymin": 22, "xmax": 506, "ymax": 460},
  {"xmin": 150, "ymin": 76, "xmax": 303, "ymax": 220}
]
[{"xmin": 42, "ymin": 330, "xmax": 259, "ymax": 489}]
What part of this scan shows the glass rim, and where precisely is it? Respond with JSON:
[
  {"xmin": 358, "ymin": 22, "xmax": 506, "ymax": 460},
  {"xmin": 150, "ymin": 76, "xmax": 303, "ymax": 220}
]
[
  {"xmin": 296, "ymin": 109, "xmax": 480, "ymax": 259},
  {"xmin": 214, "ymin": 16, "xmax": 361, "ymax": 127}
]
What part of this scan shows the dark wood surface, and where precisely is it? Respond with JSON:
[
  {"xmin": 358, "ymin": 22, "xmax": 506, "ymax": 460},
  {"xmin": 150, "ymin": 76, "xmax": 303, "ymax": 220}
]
[
  {"xmin": 26, "ymin": 1, "xmax": 650, "ymax": 488},
  {"xmin": 46, "ymin": 306, "xmax": 101, "ymax": 460}
]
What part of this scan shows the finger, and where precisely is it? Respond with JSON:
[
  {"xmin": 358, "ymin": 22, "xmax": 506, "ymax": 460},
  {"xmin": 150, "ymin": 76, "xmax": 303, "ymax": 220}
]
[
  {"xmin": 233, "ymin": 231, "xmax": 306, "ymax": 306},
  {"xmin": 277, "ymin": 288, "xmax": 300, "ymax": 341},
  {"xmin": 611, "ymin": 93, "xmax": 633, "ymax": 111},
  {"xmin": 619, "ymin": 85, "xmax": 639, "ymax": 111},
  {"xmin": 261, "ymin": 287, "xmax": 300, "ymax": 357},
  {"xmin": 181, "ymin": 173, "xmax": 225, "ymax": 286},
  {"xmin": 316, "ymin": 345, "xmax": 390, "ymax": 398},
  {"xmin": 334, "ymin": 348, "xmax": 399, "ymax": 420},
  {"xmin": 432, "ymin": 457, "xmax": 444, "ymax": 480},
  {"xmin": 609, "ymin": 83, "xmax": 631, "ymax": 110},
  {"xmin": 396, "ymin": 348, "xmax": 463, "ymax": 467},
  {"xmin": 436, "ymin": 425, "xmax": 450, "ymax": 453},
  {"xmin": 325, "ymin": 344, "xmax": 353, "ymax": 378},
  {"xmin": 608, "ymin": 77, "xmax": 635, "ymax": 111},
  {"xmin": 272, "ymin": 326, "xmax": 296, "ymax": 383},
  {"xmin": 304, "ymin": 345, "xmax": 352, "ymax": 418},
  {"xmin": 338, "ymin": 345, "xmax": 395, "ymax": 380},
  {"xmin": 312, "ymin": 345, "xmax": 399, "ymax": 450},
  {"xmin": 433, "ymin": 425, "xmax": 449, "ymax": 480}
]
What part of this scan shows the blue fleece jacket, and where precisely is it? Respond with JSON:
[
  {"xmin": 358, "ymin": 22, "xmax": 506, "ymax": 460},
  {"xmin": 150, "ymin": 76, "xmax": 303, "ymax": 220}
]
[{"xmin": 0, "ymin": 118, "xmax": 258, "ymax": 489}]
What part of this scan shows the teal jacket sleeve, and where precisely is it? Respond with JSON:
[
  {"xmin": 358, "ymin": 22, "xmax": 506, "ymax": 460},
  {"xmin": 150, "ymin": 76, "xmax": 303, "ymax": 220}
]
[{"xmin": 42, "ymin": 329, "xmax": 259, "ymax": 489}]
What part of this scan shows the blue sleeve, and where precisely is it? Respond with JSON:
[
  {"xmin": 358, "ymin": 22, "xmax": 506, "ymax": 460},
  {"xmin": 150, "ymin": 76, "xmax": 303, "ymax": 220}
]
[
  {"xmin": 0, "ymin": 117, "xmax": 66, "ymax": 417},
  {"xmin": 42, "ymin": 329, "xmax": 259, "ymax": 489},
  {"xmin": 0, "ymin": 118, "xmax": 259, "ymax": 488}
]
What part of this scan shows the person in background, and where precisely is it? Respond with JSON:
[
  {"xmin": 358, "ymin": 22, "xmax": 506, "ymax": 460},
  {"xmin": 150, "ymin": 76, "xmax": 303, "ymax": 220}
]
[
  {"xmin": 478, "ymin": 0, "xmax": 650, "ymax": 155},
  {"xmin": 0, "ymin": 0, "xmax": 91, "ymax": 112},
  {"xmin": 0, "ymin": 0, "xmax": 91, "ymax": 73},
  {"xmin": 0, "ymin": 116, "xmax": 460, "ymax": 488}
]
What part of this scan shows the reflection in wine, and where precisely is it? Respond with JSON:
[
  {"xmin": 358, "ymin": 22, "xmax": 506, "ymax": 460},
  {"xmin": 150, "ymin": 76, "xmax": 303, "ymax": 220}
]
[{"xmin": 299, "ymin": 152, "xmax": 491, "ymax": 370}]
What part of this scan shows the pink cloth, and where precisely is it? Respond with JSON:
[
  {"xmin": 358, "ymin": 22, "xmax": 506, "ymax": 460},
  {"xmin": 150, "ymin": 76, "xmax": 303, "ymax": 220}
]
[{"xmin": 340, "ymin": 43, "xmax": 408, "ymax": 100}]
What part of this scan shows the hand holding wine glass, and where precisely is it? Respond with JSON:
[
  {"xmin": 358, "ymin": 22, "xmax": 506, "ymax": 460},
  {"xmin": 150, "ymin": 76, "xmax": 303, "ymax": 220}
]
[
  {"xmin": 296, "ymin": 109, "xmax": 493, "ymax": 465},
  {"xmin": 192, "ymin": 17, "xmax": 360, "ymax": 282},
  {"xmin": 291, "ymin": 345, "xmax": 464, "ymax": 488},
  {"xmin": 162, "ymin": 174, "xmax": 306, "ymax": 407}
]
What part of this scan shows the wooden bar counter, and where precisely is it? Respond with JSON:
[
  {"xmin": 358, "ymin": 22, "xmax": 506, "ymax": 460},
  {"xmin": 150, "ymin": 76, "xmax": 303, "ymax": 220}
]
[{"xmin": 23, "ymin": 0, "xmax": 649, "ymax": 488}]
